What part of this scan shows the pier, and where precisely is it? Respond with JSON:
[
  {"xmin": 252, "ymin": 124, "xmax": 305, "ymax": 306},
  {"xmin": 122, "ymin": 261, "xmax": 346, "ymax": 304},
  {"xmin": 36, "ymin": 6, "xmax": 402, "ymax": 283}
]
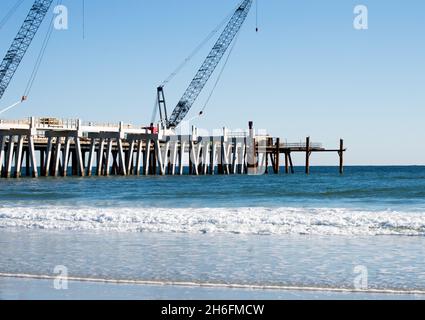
[{"xmin": 0, "ymin": 118, "xmax": 346, "ymax": 179}]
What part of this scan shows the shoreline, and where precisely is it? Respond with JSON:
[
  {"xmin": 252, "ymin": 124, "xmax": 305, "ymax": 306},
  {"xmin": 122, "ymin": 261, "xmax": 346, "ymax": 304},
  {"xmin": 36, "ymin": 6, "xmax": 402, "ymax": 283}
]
[
  {"xmin": 2, "ymin": 273, "xmax": 425, "ymax": 296},
  {"xmin": 1, "ymin": 277, "xmax": 425, "ymax": 300}
]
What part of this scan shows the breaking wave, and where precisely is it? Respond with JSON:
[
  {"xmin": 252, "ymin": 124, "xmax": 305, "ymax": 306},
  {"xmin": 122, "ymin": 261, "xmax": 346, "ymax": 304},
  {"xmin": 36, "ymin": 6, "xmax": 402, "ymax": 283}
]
[{"xmin": 0, "ymin": 206, "xmax": 424, "ymax": 236}]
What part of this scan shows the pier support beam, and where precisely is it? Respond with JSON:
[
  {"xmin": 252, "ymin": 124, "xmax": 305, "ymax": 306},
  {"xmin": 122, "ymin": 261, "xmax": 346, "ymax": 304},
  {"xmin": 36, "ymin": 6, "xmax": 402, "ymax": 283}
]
[
  {"xmin": 0, "ymin": 136, "xmax": 6, "ymax": 177},
  {"xmin": 339, "ymin": 139, "xmax": 344, "ymax": 175},
  {"xmin": 305, "ymin": 136, "xmax": 311, "ymax": 175},
  {"xmin": 179, "ymin": 139, "xmax": 185, "ymax": 176},
  {"xmin": 75, "ymin": 137, "xmax": 85, "ymax": 176},
  {"xmin": 97, "ymin": 139, "xmax": 105, "ymax": 176},
  {"xmin": 62, "ymin": 138, "xmax": 71, "ymax": 176},
  {"xmin": 288, "ymin": 152, "xmax": 295, "ymax": 174},
  {"xmin": 26, "ymin": 149, "xmax": 30, "ymax": 176},
  {"xmin": 14, "ymin": 135, "xmax": 24, "ymax": 178},
  {"xmin": 28, "ymin": 136, "xmax": 38, "ymax": 178},
  {"xmin": 87, "ymin": 138, "xmax": 96, "ymax": 177},
  {"xmin": 285, "ymin": 152, "xmax": 289, "ymax": 174},
  {"xmin": 54, "ymin": 138, "xmax": 62, "ymax": 177},
  {"xmin": 6, "ymin": 136, "xmax": 15, "ymax": 178},
  {"xmin": 134, "ymin": 140, "xmax": 142, "ymax": 176},
  {"xmin": 127, "ymin": 140, "xmax": 135, "ymax": 175},
  {"xmin": 44, "ymin": 137, "xmax": 53, "ymax": 177},
  {"xmin": 275, "ymin": 138, "xmax": 280, "ymax": 174},
  {"xmin": 117, "ymin": 139, "xmax": 127, "ymax": 176},
  {"xmin": 105, "ymin": 139, "xmax": 113, "ymax": 176},
  {"xmin": 144, "ymin": 139, "xmax": 152, "ymax": 175},
  {"xmin": 40, "ymin": 148, "xmax": 45, "ymax": 176}
]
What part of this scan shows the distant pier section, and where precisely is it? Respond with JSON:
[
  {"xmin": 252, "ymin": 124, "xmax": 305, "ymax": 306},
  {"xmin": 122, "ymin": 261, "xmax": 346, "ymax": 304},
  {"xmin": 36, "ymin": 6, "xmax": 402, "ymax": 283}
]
[{"xmin": 0, "ymin": 118, "xmax": 346, "ymax": 178}]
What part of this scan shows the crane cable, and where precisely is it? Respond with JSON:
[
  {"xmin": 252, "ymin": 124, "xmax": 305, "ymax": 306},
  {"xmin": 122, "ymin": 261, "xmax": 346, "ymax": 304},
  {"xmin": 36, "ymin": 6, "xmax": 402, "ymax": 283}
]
[
  {"xmin": 152, "ymin": 1, "xmax": 248, "ymax": 125},
  {"xmin": 0, "ymin": 0, "xmax": 26, "ymax": 30},
  {"xmin": 151, "ymin": 4, "xmax": 238, "ymax": 124},
  {"xmin": 0, "ymin": 0, "xmax": 61, "ymax": 116},
  {"xmin": 256, "ymin": 0, "xmax": 259, "ymax": 32},
  {"xmin": 23, "ymin": 0, "xmax": 62, "ymax": 99},
  {"xmin": 197, "ymin": 0, "xmax": 260, "ymax": 121},
  {"xmin": 197, "ymin": 28, "xmax": 242, "ymax": 120},
  {"xmin": 160, "ymin": 2, "xmax": 244, "ymax": 87}
]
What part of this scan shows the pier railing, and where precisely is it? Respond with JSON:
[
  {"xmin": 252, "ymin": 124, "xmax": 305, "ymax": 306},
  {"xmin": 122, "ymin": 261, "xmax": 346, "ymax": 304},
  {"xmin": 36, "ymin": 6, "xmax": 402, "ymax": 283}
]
[{"xmin": 281, "ymin": 142, "xmax": 323, "ymax": 149}]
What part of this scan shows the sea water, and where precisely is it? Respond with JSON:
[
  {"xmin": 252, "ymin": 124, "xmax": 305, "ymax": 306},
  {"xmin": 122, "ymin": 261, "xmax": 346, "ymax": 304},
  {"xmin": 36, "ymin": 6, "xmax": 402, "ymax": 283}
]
[{"xmin": 0, "ymin": 166, "xmax": 425, "ymax": 298}]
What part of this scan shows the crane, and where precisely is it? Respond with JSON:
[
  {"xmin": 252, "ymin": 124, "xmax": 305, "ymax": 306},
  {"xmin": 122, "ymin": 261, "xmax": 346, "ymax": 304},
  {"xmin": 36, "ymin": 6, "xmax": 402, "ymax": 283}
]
[
  {"xmin": 157, "ymin": 0, "xmax": 253, "ymax": 129},
  {"xmin": 0, "ymin": 0, "xmax": 55, "ymax": 101}
]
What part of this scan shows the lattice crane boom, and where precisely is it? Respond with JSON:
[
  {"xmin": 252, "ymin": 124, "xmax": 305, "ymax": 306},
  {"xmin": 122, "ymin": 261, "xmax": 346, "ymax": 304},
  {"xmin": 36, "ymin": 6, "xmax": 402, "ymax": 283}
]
[
  {"xmin": 166, "ymin": 0, "xmax": 253, "ymax": 128},
  {"xmin": 0, "ymin": 0, "xmax": 54, "ymax": 100}
]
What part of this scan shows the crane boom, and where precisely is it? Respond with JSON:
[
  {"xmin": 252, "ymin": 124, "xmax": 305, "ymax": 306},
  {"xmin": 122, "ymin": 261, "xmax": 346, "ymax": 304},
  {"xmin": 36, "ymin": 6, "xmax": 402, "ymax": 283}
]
[
  {"xmin": 0, "ymin": 0, "xmax": 55, "ymax": 100},
  {"xmin": 167, "ymin": 0, "xmax": 253, "ymax": 128}
]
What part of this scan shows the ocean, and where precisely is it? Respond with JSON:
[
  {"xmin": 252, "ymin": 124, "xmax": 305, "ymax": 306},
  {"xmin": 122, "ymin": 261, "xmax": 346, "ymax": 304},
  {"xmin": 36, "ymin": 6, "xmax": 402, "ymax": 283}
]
[{"xmin": 1, "ymin": 166, "xmax": 425, "ymax": 299}]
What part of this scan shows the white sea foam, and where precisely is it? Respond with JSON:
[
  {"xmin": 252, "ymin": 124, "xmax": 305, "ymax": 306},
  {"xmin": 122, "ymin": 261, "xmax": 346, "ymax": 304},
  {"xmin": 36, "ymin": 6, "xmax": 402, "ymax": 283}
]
[{"xmin": 0, "ymin": 206, "xmax": 424, "ymax": 236}]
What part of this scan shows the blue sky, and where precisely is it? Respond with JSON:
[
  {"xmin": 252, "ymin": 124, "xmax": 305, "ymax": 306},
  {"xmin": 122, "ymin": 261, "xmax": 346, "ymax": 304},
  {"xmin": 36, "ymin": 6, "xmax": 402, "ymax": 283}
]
[{"xmin": 0, "ymin": 0, "xmax": 424, "ymax": 165}]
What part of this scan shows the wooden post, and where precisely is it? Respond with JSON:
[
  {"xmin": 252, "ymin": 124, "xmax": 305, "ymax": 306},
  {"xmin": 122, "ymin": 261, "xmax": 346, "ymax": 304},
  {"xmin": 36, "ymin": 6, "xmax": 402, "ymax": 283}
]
[
  {"xmin": 155, "ymin": 140, "xmax": 168, "ymax": 176},
  {"xmin": 5, "ymin": 136, "xmax": 15, "ymax": 178},
  {"xmin": 275, "ymin": 138, "xmax": 280, "ymax": 174},
  {"xmin": 188, "ymin": 140, "xmax": 193, "ymax": 175},
  {"xmin": 117, "ymin": 139, "xmax": 127, "ymax": 176},
  {"xmin": 40, "ymin": 147, "xmax": 45, "ymax": 176},
  {"xmin": 224, "ymin": 143, "xmax": 232, "ymax": 175},
  {"xmin": 44, "ymin": 137, "xmax": 53, "ymax": 177},
  {"xmin": 105, "ymin": 139, "xmax": 113, "ymax": 176},
  {"xmin": 218, "ymin": 138, "xmax": 224, "ymax": 175},
  {"xmin": 14, "ymin": 136, "xmax": 24, "ymax": 178},
  {"xmin": 97, "ymin": 138, "xmax": 105, "ymax": 176},
  {"xmin": 53, "ymin": 137, "xmax": 62, "ymax": 177},
  {"xmin": 288, "ymin": 152, "xmax": 295, "ymax": 174},
  {"xmin": 305, "ymin": 136, "xmax": 310, "ymax": 175},
  {"xmin": 232, "ymin": 138, "xmax": 237, "ymax": 174},
  {"xmin": 87, "ymin": 138, "xmax": 96, "ymax": 177},
  {"xmin": 209, "ymin": 139, "xmax": 215, "ymax": 175},
  {"xmin": 127, "ymin": 140, "xmax": 135, "ymax": 175},
  {"xmin": 179, "ymin": 140, "xmax": 184, "ymax": 175},
  {"xmin": 28, "ymin": 136, "xmax": 38, "ymax": 178},
  {"xmin": 152, "ymin": 140, "xmax": 157, "ymax": 175},
  {"xmin": 0, "ymin": 136, "xmax": 6, "ymax": 177},
  {"xmin": 136, "ymin": 140, "xmax": 142, "ymax": 176},
  {"xmin": 144, "ymin": 139, "xmax": 151, "ymax": 175},
  {"xmin": 171, "ymin": 142, "xmax": 178, "ymax": 176},
  {"xmin": 339, "ymin": 139, "xmax": 344, "ymax": 175},
  {"xmin": 112, "ymin": 151, "xmax": 119, "ymax": 175},
  {"xmin": 285, "ymin": 152, "xmax": 289, "ymax": 174},
  {"xmin": 62, "ymin": 137, "xmax": 71, "ymax": 176},
  {"xmin": 26, "ymin": 149, "xmax": 31, "ymax": 177},
  {"xmin": 75, "ymin": 137, "xmax": 85, "ymax": 176},
  {"xmin": 71, "ymin": 148, "xmax": 77, "ymax": 176},
  {"xmin": 265, "ymin": 150, "xmax": 270, "ymax": 174},
  {"xmin": 15, "ymin": 136, "xmax": 24, "ymax": 177}
]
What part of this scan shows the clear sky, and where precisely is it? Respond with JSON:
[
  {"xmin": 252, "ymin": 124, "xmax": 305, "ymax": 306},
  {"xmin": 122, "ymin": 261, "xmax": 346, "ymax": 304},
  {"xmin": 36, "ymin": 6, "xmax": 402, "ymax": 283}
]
[{"xmin": 0, "ymin": 0, "xmax": 424, "ymax": 165}]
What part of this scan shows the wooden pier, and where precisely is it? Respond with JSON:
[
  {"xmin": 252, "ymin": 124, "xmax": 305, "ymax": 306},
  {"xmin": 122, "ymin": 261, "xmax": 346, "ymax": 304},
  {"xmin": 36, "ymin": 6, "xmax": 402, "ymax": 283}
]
[{"xmin": 0, "ymin": 118, "xmax": 346, "ymax": 178}]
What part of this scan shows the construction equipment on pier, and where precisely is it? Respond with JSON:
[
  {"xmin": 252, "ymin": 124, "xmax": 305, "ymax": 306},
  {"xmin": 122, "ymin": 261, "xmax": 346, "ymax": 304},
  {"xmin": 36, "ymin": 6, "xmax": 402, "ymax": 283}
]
[{"xmin": 156, "ymin": 0, "xmax": 254, "ymax": 129}]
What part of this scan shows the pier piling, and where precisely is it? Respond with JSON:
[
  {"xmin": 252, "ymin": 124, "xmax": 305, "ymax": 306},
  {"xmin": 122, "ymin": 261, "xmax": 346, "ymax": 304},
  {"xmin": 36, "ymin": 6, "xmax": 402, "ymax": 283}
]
[{"xmin": 305, "ymin": 136, "xmax": 311, "ymax": 175}]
